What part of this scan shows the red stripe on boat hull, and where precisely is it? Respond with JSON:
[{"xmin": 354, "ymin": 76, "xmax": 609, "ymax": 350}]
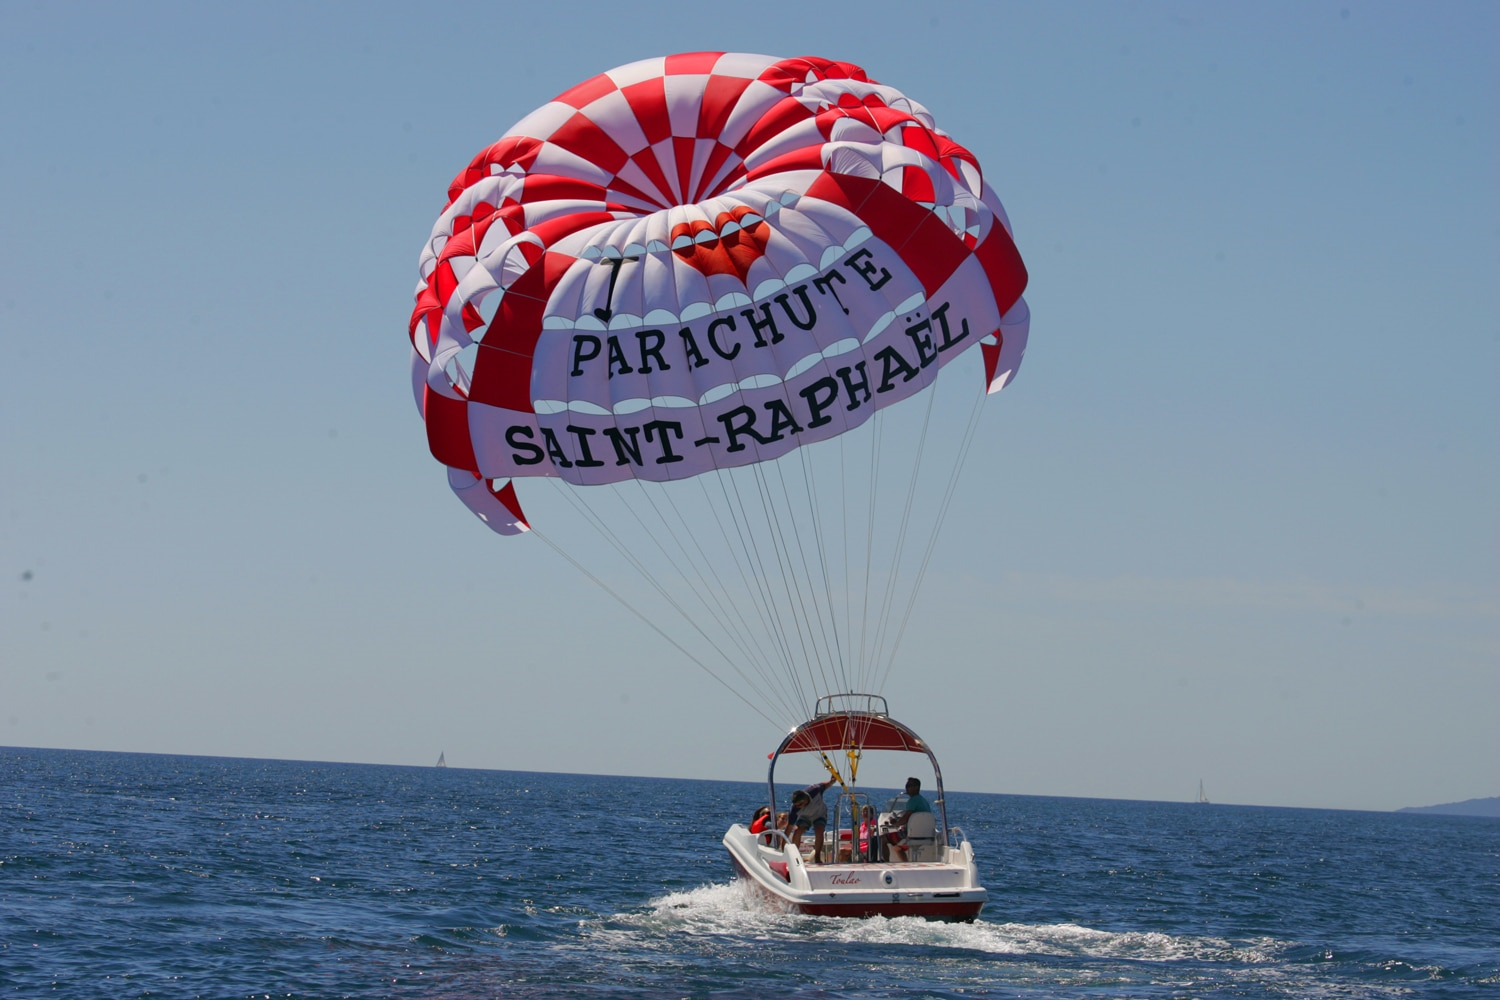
[{"xmin": 797, "ymin": 900, "xmax": 983, "ymax": 921}]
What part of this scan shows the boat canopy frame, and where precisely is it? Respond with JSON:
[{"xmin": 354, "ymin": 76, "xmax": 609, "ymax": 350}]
[{"xmin": 766, "ymin": 693, "xmax": 951, "ymax": 837}]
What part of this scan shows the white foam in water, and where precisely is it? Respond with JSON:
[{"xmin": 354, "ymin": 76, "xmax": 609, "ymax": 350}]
[
  {"xmin": 986, "ymin": 922, "xmax": 1282, "ymax": 964},
  {"xmin": 582, "ymin": 882, "xmax": 778, "ymax": 948},
  {"xmin": 645, "ymin": 882, "xmax": 772, "ymax": 934},
  {"xmin": 603, "ymin": 882, "xmax": 1282, "ymax": 965}
]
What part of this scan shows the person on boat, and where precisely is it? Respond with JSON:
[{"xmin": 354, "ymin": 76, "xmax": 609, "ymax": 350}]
[
  {"xmin": 786, "ymin": 778, "xmax": 837, "ymax": 863},
  {"xmin": 749, "ymin": 805, "xmax": 773, "ymax": 835},
  {"xmin": 856, "ymin": 804, "xmax": 878, "ymax": 862},
  {"xmin": 886, "ymin": 777, "xmax": 933, "ymax": 862}
]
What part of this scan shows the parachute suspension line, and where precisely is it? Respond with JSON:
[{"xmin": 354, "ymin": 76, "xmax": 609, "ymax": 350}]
[
  {"xmin": 838, "ymin": 431, "xmax": 855, "ymax": 694},
  {"xmin": 876, "ymin": 376, "xmax": 990, "ymax": 694},
  {"xmin": 766, "ymin": 449, "xmax": 846, "ymax": 705},
  {"xmin": 793, "ymin": 437, "xmax": 851, "ymax": 699},
  {"xmin": 795, "ymin": 426, "xmax": 855, "ymax": 697},
  {"xmin": 771, "ymin": 454, "xmax": 841, "ymax": 715},
  {"xmin": 708, "ymin": 464, "xmax": 812, "ymax": 722},
  {"xmin": 679, "ymin": 472, "xmax": 806, "ymax": 725},
  {"xmin": 713, "ymin": 465, "xmax": 806, "ymax": 718},
  {"xmin": 525, "ymin": 519, "xmax": 780, "ymax": 730},
  {"xmin": 624, "ymin": 479, "xmax": 798, "ymax": 719},
  {"xmin": 879, "ymin": 382, "xmax": 989, "ymax": 691},
  {"xmin": 856, "ymin": 407, "xmax": 885, "ymax": 686},
  {"xmin": 745, "ymin": 459, "xmax": 834, "ymax": 713},
  {"xmin": 661, "ymin": 479, "xmax": 803, "ymax": 720},
  {"xmin": 866, "ymin": 380, "xmax": 943, "ymax": 683},
  {"xmin": 538, "ymin": 480, "xmax": 786, "ymax": 720}
]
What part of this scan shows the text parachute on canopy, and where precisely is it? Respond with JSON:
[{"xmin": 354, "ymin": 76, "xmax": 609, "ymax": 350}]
[{"xmin": 408, "ymin": 52, "xmax": 1029, "ymax": 534}]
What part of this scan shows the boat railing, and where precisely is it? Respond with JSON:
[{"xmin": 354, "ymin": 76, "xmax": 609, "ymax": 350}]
[
  {"xmin": 814, "ymin": 692, "xmax": 888, "ymax": 717},
  {"xmin": 832, "ymin": 790, "xmax": 882, "ymax": 863},
  {"xmin": 756, "ymin": 827, "xmax": 791, "ymax": 849}
]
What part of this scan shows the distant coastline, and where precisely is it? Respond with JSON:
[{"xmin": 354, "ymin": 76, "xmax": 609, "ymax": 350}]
[{"xmin": 1397, "ymin": 796, "xmax": 1500, "ymax": 818}]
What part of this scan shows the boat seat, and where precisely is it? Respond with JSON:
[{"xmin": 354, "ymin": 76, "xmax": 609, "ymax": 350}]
[{"xmin": 904, "ymin": 811, "xmax": 938, "ymax": 862}]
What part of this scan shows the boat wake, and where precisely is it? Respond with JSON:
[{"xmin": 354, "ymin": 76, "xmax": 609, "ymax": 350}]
[
  {"xmin": 612, "ymin": 882, "xmax": 1282, "ymax": 966},
  {"xmin": 569, "ymin": 884, "xmax": 1448, "ymax": 998}
]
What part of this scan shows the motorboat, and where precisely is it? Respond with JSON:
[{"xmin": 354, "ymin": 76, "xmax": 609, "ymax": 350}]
[{"xmin": 723, "ymin": 694, "xmax": 987, "ymax": 921}]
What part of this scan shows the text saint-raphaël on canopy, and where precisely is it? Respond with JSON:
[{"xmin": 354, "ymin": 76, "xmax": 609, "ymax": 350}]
[{"xmin": 509, "ymin": 247, "xmax": 975, "ymax": 475}]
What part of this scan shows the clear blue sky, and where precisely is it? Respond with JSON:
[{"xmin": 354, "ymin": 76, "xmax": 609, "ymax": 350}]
[{"xmin": 3, "ymin": 1, "xmax": 1494, "ymax": 811}]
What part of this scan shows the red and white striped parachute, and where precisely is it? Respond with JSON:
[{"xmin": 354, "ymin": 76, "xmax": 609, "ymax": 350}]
[
  {"xmin": 410, "ymin": 53, "xmax": 1027, "ymax": 534},
  {"xmin": 408, "ymin": 54, "xmax": 1029, "ymax": 722}
]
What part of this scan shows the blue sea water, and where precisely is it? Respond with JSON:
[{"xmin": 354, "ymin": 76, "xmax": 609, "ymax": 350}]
[{"xmin": 2, "ymin": 748, "xmax": 1496, "ymax": 998}]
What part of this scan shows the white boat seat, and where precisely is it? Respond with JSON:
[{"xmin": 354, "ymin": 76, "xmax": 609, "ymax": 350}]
[{"xmin": 904, "ymin": 811, "xmax": 938, "ymax": 862}]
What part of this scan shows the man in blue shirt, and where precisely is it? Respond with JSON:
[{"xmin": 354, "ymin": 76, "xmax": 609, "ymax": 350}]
[{"xmin": 887, "ymin": 777, "xmax": 932, "ymax": 861}]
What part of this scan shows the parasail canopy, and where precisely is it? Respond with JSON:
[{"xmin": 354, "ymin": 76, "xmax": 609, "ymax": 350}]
[
  {"xmin": 406, "ymin": 54, "xmax": 1030, "ymax": 730},
  {"xmin": 410, "ymin": 52, "xmax": 1028, "ymax": 534}
]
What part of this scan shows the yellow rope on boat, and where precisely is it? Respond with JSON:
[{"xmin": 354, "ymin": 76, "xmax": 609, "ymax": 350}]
[
  {"xmin": 818, "ymin": 751, "xmax": 848, "ymax": 792},
  {"xmin": 815, "ymin": 745, "xmax": 864, "ymax": 795}
]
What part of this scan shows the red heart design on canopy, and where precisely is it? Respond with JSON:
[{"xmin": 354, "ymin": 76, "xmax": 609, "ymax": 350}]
[{"xmin": 669, "ymin": 206, "xmax": 769, "ymax": 282}]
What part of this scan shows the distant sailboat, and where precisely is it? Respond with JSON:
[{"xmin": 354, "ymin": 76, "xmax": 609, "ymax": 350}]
[
  {"xmin": 436, "ymin": 752, "xmax": 447, "ymax": 768},
  {"xmin": 1197, "ymin": 780, "xmax": 1209, "ymax": 804}
]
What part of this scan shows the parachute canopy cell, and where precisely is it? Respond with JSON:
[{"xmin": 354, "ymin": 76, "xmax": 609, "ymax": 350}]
[{"xmin": 409, "ymin": 52, "xmax": 1029, "ymax": 535}]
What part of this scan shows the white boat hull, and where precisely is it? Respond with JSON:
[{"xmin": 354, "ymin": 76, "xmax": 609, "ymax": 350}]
[{"xmin": 723, "ymin": 824, "xmax": 986, "ymax": 921}]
